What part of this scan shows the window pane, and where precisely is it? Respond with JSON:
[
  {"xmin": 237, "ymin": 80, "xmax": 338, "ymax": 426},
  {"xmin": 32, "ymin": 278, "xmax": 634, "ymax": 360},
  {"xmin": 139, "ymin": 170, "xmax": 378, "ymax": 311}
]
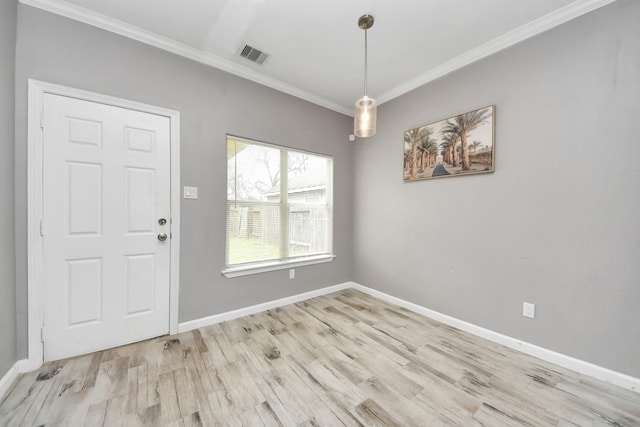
[
  {"xmin": 288, "ymin": 205, "xmax": 330, "ymax": 257},
  {"xmin": 227, "ymin": 204, "xmax": 281, "ymax": 264},
  {"xmin": 226, "ymin": 136, "xmax": 332, "ymax": 267},
  {"xmin": 287, "ymin": 153, "xmax": 328, "ymax": 205},
  {"xmin": 228, "ymin": 139, "xmax": 281, "ymax": 202}
]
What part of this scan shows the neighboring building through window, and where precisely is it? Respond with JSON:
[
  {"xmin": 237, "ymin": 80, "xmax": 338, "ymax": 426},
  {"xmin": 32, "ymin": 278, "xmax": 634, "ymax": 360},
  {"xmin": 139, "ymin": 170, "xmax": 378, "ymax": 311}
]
[{"xmin": 226, "ymin": 136, "xmax": 333, "ymax": 267}]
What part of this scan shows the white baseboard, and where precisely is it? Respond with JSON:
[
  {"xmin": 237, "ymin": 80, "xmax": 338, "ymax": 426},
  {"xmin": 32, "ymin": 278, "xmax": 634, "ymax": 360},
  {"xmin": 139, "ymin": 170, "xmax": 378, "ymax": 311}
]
[
  {"xmin": 349, "ymin": 282, "xmax": 640, "ymax": 394},
  {"xmin": 177, "ymin": 282, "xmax": 352, "ymax": 333},
  {"xmin": 0, "ymin": 361, "xmax": 22, "ymax": 402},
  {"xmin": 15, "ymin": 358, "xmax": 42, "ymax": 374}
]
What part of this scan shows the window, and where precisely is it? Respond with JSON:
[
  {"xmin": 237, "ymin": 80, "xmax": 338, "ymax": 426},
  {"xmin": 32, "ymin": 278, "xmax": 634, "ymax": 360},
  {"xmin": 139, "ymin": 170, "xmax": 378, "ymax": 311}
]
[{"xmin": 224, "ymin": 136, "xmax": 333, "ymax": 275}]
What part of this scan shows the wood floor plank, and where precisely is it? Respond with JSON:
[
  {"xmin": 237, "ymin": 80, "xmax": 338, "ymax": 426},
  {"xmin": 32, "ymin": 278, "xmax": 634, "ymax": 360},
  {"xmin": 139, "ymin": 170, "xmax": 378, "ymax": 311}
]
[
  {"xmin": 206, "ymin": 391, "xmax": 239, "ymax": 426},
  {"xmin": 103, "ymin": 393, "xmax": 129, "ymax": 425},
  {"xmin": 42, "ymin": 387, "xmax": 92, "ymax": 426},
  {"xmin": 237, "ymin": 336, "xmax": 284, "ymax": 375},
  {"xmin": 181, "ymin": 348, "xmax": 214, "ymax": 409},
  {"xmin": 180, "ymin": 411, "xmax": 204, "ymax": 427},
  {"xmin": 2, "ymin": 289, "xmax": 639, "ymax": 426},
  {"xmin": 235, "ymin": 407, "xmax": 263, "ymax": 426},
  {"xmin": 265, "ymin": 306, "xmax": 299, "ymax": 329},
  {"xmin": 283, "ymin": 355, "xmax": 366, "ymax": 427},
  {"xmin": 412, "ymin": 389, "xmax": 480, "ymax": 426},
  {"xmin": 191, "ymin": 330, "xmax": 209, "ymax": 354},
  {"xmin": 304, "ymin": 398, "xmax": 349, "ymax": 426},
  {"xmin": 253, "ymin": 400, "xmax": 285, "ymax": 427},
  {"xmin": 214, "ymin": 320, "xmax": 250, "ymax": 345},
  {"xmin": 139, "ymin": 403, "xmax": 162, "ymax": 427},
  {"xmin": 197, "ymin": 329, "xmax": 229, "ymax": 370},
  {"xmin": 84, "ymin": 400, "xmax": 108, "ymax": 426},
  {"xmin": 135, "ymin": 362, "xmax": 149, "ymax": 413},
  {"xmin": 271, "ymin": 330, "xmax": 317, "ymax": 365},
  {"xmin": 354, "ymin": 398, "xmax": 407, "ymax": 427},
  {"xmin": 303, "ymin": 358, "xmax": 367, "ymax": 408},
  {"xmin": 251, "ymin": 376, "xmax": 299, "ymax": 427},
  {"xmin": 354, "ymin": 351, "xmax": 423, "ymax": 400},
  {"xmin": 91, "ymin": 356, "xmax": 130, "ymax": 404},
  {"xmin": 216, "ymin": 359, "xmax": 265, "ymax": 416},
  {"xmin": 525, "ymin": 379, "xmax": 604, "ymax": 426},
  {"xmin": 211, "ymin": 327, "xmax": 240, "ymax": 365},
  {"xmin": 473, "ymin": 401, "xmax": 538, "ymax": 426},
  {"xmin": 558, "ymin": 378, "xmax": 640, "ymax": 423},
  {"xmin": 24, "ymin": 363, "xmax": 67, "ymax": 426},
  {"xmin": 0, "ymin": 371, "xmax": 41, "ymax": 425},
  {"xmin": 260, "ymin": 367, "xmax": 314, "ymax": 424},
  {"xmin": 145, "ymin": 357, "xmax": 161, "ymax": 408},
  {"xmin": 313, "ymin": 344, "xmax": 372, "ymax": 385},
  {"xmin": 120, "ymin": 411, "xmax": 145, "ymax": 427},
  {"xmin": 157, "ymin": 371, "xmax": 181, "ymax": 424},
  {"xmin": 191, "ymin": 396, "xmax": 216, "ymax": 427},
  {"xmin": 173, "ymin": 367, "xmax": 198, "ymax": 418},
  {"xmin": 125, "ymin": 365, "xmax": 139, "ymax": 416},
  {"xmin": 357, "ymin": 376, "xmax": 443, "ymax": 426}
]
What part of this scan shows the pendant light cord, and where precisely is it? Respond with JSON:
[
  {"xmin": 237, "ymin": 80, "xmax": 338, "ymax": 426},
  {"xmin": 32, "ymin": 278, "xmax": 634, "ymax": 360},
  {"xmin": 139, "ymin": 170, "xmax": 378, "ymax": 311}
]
[{"xmin": 363, "ymin": 26, "xmax": 368, "ymax": 96}]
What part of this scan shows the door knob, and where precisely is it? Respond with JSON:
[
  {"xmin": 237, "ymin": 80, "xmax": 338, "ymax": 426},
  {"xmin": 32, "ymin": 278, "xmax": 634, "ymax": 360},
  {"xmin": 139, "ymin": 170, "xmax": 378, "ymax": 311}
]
[{"xmin": 157, "ymin": 233, "xmax": 168, "ymax": 241}]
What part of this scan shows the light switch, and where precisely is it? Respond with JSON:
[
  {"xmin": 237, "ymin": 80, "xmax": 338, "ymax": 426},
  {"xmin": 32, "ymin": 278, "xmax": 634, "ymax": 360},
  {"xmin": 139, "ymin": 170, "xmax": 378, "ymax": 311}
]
[{"xmin": 183, "ymin": 186, "xmax": 198, "ymax": 199}]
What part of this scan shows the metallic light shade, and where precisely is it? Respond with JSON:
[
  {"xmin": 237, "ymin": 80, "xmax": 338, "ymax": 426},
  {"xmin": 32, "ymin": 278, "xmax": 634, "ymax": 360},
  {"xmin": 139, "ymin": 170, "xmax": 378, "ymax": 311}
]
[{"xmin": 354, "ymin": 95, "xmax": 377, "ymax": 137}]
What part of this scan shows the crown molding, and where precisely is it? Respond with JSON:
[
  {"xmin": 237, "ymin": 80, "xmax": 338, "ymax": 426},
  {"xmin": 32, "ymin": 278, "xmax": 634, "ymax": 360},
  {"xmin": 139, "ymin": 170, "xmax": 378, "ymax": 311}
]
[
  {"xmin": 377, "ymin": 0, "xmax": 618, "ymax": 105},
  {"xmin": 20, "ymin": 0, "xmax": 616, "ymax": 115},
  {"xmin": 18, "ymin": 0, "xmax": 353, "ymax": 116}
]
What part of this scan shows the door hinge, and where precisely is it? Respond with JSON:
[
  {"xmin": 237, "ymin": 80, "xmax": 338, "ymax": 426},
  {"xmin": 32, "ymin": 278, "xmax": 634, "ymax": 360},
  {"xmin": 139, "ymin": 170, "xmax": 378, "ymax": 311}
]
[
  {"xmin": 40, "ymin": 220, "xmax": 44, "ymax": 237},
  {"xmin": 40, "ymin": 110, "xmax": 44, "ymax": 129}
]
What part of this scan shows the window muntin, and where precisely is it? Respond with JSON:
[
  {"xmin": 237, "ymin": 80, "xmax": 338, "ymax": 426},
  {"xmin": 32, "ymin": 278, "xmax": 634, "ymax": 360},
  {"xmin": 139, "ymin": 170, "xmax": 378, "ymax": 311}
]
[{"xmin": 226, "ymin": 136, "xmax": 333, "ymax": 267}]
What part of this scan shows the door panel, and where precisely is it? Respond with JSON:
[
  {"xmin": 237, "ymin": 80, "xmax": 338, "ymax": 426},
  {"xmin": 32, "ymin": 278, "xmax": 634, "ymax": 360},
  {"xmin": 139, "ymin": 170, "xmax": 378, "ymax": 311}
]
[
  {"xmin": 125, "ymin": 254, "xmax": 156, "ymax": 315},
  {"xmin": 42, "ymin": 93, "xmax": 171, "ymax": 362},
  {"xmin": 68, "ymin": 117, "xmax": 102, "ymax": 147},
  {"xmin": 67, "ymin": 258, "xmax": 103, "ymax": 326},
  {"xmin": 125, "ymin": 127, "xmax": 155, "ymax": 153},
  {"xmin": 67, "ymin": 162, "xmax": 102, "ymax": 235},
  {"xmin": 125, "ymin": 167, "xmax": 156, "ymax": 232}
]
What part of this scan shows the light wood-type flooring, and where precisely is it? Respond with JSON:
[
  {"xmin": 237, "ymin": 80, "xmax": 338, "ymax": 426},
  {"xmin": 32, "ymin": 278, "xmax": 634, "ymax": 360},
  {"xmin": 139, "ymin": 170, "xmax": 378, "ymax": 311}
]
[{"xmin": 1, "ymin": 289, "xmax": 639, "ymax": 426}]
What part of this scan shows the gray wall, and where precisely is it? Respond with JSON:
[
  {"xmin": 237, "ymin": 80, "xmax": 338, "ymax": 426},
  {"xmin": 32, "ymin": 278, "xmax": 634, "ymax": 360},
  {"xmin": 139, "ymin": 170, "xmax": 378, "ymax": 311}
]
[
  {"xmin": 0, "ymin": 0, "xmax": 18, "ymax": 377},
  {"xmin": 353, "ymin": 0, "xmax": 640, "ymax": 377},
  {"xmin": 14, "ymin": 5, "xmax": 354, "ymax": 358}
]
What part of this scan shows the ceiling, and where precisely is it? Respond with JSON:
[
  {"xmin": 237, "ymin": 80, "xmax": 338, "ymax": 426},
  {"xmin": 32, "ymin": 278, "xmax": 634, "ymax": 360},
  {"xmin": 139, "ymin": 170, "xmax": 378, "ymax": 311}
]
[{"xmin": 22, "ymin": 0, "xmax": 615, "ymax": 116}]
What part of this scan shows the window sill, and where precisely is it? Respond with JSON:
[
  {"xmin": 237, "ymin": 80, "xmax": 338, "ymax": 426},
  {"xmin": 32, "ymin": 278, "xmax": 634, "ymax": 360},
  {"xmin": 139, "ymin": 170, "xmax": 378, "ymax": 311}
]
[{"xmin": 221, "ymin": 254, "xmax": 336, "ymax": 278}]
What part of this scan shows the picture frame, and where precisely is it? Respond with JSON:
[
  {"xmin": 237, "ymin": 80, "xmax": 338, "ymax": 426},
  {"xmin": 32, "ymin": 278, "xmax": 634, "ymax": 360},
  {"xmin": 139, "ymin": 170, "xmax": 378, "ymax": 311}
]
[{"xmin": 403, "ymin": 105, "xmax": 495, "ymax": 181}]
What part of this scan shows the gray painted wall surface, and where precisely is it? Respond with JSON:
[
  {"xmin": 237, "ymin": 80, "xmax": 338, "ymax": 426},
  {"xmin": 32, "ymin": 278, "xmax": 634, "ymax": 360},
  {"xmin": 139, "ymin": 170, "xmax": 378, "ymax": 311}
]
[
  {"xmin": 353, "ymin": 0, "xmax": 640, "ymax": 377},
  {"xmin": 0, "ymin": 0, "xmax": 18, "ymax": 377},
  {"xmin": 14, "ymin": 5, "xmax": 353, "ymax": 358}
]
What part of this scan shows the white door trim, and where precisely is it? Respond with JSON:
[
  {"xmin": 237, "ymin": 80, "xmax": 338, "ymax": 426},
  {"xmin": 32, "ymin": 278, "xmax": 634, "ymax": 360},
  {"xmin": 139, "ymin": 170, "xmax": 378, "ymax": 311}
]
[{"xmin": 26, "ymin": 79, "xmax": 181, "ymax": 370}]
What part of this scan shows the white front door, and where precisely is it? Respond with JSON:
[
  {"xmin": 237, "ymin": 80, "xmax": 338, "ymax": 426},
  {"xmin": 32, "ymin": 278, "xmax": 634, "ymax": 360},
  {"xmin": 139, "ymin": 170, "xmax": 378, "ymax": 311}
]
[{"xmin": 42, "ymin": 93, "xmax": 172, "ymax": 362}]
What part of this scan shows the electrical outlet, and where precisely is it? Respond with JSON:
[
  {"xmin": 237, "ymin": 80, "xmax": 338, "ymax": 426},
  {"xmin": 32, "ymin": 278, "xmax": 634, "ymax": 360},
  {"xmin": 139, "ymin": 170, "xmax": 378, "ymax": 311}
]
[
  {"xmin": 289, "ymin": 269, "xmax": 295, "ymax": 279},
  {"xmin": 523, "ymin": 302, "xmax": 535, "ymax": 319}
]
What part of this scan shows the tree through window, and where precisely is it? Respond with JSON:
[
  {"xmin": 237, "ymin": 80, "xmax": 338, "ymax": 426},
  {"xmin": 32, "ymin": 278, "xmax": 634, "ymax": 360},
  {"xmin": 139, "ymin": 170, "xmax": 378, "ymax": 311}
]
[{"xmin": 226, "ymin": 136, "xmax": 333, "ymax": 266}]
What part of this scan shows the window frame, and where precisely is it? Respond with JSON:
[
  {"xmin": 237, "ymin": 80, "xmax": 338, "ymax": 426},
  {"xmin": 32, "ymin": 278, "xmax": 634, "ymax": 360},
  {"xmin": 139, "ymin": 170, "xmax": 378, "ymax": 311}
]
[{"xmin": 222, "ymin": 135, "xmax": 334, "ymax": 278}]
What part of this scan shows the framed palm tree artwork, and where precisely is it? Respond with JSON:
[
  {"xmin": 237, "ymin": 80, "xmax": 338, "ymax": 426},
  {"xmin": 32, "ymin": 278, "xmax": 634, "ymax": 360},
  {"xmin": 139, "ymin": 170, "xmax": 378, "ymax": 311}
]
[{"xmin": 403, "ymin": 105, "xmax": 495, "ymax": 181}]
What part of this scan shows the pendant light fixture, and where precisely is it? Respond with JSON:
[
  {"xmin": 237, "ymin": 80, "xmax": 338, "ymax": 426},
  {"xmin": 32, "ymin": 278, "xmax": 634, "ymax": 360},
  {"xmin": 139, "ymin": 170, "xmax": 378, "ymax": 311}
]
[{"xmin": 354, "ymin": 14, "xmax": 377, "ymax": 138}]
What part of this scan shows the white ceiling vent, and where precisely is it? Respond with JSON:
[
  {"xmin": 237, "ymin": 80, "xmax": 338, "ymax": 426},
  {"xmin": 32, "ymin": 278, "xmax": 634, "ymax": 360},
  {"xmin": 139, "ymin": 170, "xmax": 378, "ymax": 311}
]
[{"xmin": 239, "ymin": 44, "xmax": 269, "ymax": 65}]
